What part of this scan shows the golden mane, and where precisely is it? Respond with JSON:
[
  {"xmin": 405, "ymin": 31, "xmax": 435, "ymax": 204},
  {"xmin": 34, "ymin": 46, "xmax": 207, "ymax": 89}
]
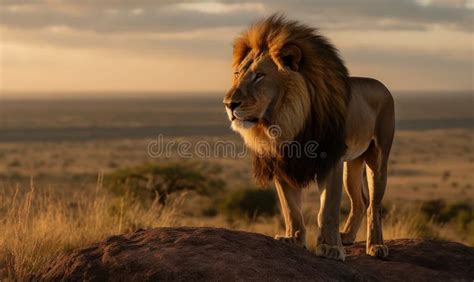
[{"xmin": 233, "ymin": 14, "xmax": 351, "ymax": 187}]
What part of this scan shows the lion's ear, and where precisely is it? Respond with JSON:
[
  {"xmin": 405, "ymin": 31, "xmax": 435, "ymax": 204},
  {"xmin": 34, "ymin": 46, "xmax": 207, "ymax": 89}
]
[{"xmin": 275, "ymin": 44, "xmax": 302, "ymax": 71}]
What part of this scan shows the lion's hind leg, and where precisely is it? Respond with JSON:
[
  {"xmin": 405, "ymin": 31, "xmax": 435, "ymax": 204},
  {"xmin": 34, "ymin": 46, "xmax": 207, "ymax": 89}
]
[
  {"xmin": 364, "ymin": 81, "xmax": 394, "ymax": 258},
  {"xmin": 341, "ymin": 157, "xmax": 366, "ymax": 245},
  {"xmin": 365, "ymin": 141, "xmax": 390, "ymax": 258}
]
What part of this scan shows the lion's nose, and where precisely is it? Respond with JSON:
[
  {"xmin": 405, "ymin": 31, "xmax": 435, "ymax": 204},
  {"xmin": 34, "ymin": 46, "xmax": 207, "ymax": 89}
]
[{"xmin": 225, "ymin": 101, "xmax": 242, "ymax": 111}]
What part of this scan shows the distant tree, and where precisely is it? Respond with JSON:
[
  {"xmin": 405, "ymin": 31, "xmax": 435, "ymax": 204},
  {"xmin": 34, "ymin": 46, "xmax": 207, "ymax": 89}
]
[
  {"xmin": 105, "ymin": 162, "xmax": 225, "ymax": 205},
  {"xmin": 221, "ymin": 187, "xmax": 278, "ymax": 221}
]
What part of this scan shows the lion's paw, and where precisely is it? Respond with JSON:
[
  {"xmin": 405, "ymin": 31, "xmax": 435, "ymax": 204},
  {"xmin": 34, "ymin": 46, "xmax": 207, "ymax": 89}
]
[
  {"xmin": 275, "ymin": 231, "xmax": 306, "ymax": 249},
  {"xmin": 340, "ymin": 232, "xmax": 356, "ymax": 246},
  {"xmin": 367, "ymin": 244, "xmax": 388, "ymax": 258},
  {"xmin": 315, "ymin": 243, "xmax": 346, "ymax": 261}
]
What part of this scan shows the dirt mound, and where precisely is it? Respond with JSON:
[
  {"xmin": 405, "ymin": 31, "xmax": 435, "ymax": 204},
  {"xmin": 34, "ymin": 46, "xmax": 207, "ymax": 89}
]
[{"xmin": 38, "ymin": 227, "xmax": 474, "ymax": 281}]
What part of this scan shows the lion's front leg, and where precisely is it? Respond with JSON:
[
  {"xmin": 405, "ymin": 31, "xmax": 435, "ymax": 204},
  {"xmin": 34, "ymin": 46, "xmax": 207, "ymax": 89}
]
[
  {"xmin": 316, "ymin": 162, "xmax": 346, "ymax": 261},
  {"xmin": 274, "ymin": 178, "xmax": 306, "ymax": 249}
]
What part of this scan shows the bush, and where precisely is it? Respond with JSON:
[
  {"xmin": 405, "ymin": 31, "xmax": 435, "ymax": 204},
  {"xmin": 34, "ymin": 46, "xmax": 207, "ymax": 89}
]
[
  {"xmin": 421, "ymin": 199, "xmax": 447, "ymax": 222},
  {"xmin": 221, "ymin": 188, "xmax": 278, "ymax": 221},
  {"xmin": 449, "ymin": 203, "xmax": 474, "ymax": 232},
  {"xmin": 421, "ymin": 199, "xmax": 473, "ymax": 226},
  {"xmin": 104, "ymin": 162, "xmax": 225, "ymax": 206}
]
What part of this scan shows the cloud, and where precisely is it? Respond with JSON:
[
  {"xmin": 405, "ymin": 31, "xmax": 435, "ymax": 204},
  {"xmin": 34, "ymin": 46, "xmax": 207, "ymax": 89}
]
[
  {"xmin": 0, "ymin": 0, "xmax": 472, "ymax": 35},
  {"xmin": 0, "ymin": 25, "xmax": 237, "ymax": 61},
  {"xmin": 258, "ymin": 0, "xmax": 473, "ymax": 32},
  {"xmin": 0, "ymin": 1, "xmax": 263, "ymax": 33},
  {"xmin": 175, "ymin": 2, "xmax": 265, "ymax": 14},
  {"xmin": 346, "ymin": 47, "xmax": 472, "ymax": 69},
  {"xmin": 0, "ymin": 0, "xmax": 472, "ymax": 92}
]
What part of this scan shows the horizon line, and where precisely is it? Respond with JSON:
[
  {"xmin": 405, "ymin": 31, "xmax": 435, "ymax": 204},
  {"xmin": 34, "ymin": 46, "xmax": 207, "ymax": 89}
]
[{"xmin": 0, "ymin": 89, "xmax": 472, "ymax": 100}]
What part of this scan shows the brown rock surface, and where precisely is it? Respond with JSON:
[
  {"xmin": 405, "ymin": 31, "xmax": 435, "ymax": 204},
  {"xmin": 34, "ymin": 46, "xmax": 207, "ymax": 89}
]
[{"xmin": 38, "ymin": 227, "xmax": 474, "ymax": 281}]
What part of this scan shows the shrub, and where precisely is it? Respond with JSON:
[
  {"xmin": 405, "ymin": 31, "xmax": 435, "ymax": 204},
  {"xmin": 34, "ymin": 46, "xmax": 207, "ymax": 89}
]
[
  {"xmin": 221, "ymin": 188, "xmax": 278, "ymax": 221},
  {"xmin": 421, "ymin": 199, "xmax": 447, "ymax": 222},
  {"xmin": 448, "ymin": 203, "xmax": 474, "ymax": 232},
  {"xmin": 104, "ymin": 162, "xmax": 225, "ymax": 206},
  {"xmin": 201, "ymin": 206, "xmax": 218, "ymax": 217},
  {"xmin": 421, "ymin": 199, "xmax": 473, "ymax": 226}
]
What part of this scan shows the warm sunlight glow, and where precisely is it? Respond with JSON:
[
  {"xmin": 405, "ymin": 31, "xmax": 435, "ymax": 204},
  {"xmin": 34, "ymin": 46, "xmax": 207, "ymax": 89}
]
[{"xmin": 0, "ymin": 0, "xmax": 472, "ymax": 97}]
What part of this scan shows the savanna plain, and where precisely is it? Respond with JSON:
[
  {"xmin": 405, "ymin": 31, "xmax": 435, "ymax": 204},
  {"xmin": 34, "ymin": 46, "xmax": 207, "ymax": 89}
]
[{"xmin": 0, "ymin": 92, "xmax": 472, "ymax": 279}]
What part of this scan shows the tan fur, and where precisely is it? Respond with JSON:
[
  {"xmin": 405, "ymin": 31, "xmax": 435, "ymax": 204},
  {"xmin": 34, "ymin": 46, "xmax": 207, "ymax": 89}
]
[
  {"xmin": 225, "ymin": 15, "xmax": 350, "ymax": 188},
  {"xmin": 230, "ymin": 15, "xmax": 348, "ymax": 145},
  {"xmin": 224, "ymin": 15, "xmax": 395, "ymax": 261}
]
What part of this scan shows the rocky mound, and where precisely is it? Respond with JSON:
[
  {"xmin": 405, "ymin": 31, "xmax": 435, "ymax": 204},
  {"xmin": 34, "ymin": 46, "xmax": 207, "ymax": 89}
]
[{"xmin": 38, "ymin": 227, "xmax": 474, "ymax": 281}]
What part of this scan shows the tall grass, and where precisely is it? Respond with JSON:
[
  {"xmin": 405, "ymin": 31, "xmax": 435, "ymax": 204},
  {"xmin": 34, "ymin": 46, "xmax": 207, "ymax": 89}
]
[
  {"xmin": 0, "ymin": 176, "xmax": 469, "ymax": 280},
  {"xmin": 351, "ymin": 205, "xmax": 441, "ymax": 243},
  {"xmin": 0, "ymin": 176, "xmax": 183, "ymax": 280}
]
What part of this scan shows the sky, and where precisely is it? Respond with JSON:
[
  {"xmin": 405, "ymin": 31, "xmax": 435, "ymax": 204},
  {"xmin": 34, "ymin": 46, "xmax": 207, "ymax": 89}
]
[{"xmin": 0, "ymin": 0, "xmax": 473, "ymax": 97}]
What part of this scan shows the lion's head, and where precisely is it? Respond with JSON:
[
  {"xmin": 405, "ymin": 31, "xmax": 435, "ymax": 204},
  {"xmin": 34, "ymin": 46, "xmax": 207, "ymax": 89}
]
[{"xmin": 223, "ymin": 15, "xmax": 351, "ymax": 187}]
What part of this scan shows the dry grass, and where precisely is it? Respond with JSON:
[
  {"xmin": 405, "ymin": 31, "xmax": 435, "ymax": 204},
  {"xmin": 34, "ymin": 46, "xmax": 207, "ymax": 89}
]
[
  {"xmin": 0, "ymin": 174, "xmax": 470, "ymax": 280},
  {"xmin": 354, "ymin": 206, "xmax": 439, "ymax": 243},
  {"xmin": 0, "ymin": 175, "xmax": 183, "ymax": 280}
]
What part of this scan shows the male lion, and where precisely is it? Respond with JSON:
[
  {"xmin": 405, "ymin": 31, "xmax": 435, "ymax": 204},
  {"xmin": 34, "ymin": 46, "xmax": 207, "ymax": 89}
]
[{"xmin": 223, "ymin": 15, "xmax": 395, "ymax": 261}]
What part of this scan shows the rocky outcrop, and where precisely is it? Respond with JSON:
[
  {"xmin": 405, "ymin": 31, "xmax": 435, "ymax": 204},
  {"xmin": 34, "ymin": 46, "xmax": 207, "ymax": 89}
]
[{"xmin": 38, "ymin": 227, "xmax": 474, "ymax": 281}]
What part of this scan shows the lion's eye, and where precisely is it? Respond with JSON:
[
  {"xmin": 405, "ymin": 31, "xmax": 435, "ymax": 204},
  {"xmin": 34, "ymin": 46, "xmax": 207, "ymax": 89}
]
[
  {"xmin": 233, "ymin": 71, "xmax": 240, "ymax": 78},
  {"xmin": 254, "ymin": 72, "xmax": 264, "ymax": 82}
]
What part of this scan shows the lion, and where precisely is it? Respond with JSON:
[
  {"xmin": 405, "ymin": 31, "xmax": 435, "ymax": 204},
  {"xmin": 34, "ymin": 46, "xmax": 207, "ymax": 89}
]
[{"xmin": 223, "ymin": 15, "xmax": 395, "ymax": 261}]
